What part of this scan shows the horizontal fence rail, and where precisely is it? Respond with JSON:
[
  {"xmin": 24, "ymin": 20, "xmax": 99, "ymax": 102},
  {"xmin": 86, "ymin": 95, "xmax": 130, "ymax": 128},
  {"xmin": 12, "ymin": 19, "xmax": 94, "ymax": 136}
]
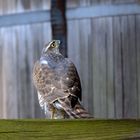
[{"xmin": 0, "ymin": 4, "xmax": 140, "ymax": 27}]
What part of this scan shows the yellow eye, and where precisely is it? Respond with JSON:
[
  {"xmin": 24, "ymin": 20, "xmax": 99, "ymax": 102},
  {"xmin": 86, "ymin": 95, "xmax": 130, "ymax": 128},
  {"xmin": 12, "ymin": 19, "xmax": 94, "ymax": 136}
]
[{"xmin": 51, "ymin": 42, "xmax": 55, "ymax": 48}]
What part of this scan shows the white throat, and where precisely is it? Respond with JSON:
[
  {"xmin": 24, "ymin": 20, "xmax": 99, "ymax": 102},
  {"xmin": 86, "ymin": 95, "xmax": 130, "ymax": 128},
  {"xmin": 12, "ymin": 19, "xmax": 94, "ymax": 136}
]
[{"xmin": 40, "ymin": 59, "xmax": 48, "ymax": 65}]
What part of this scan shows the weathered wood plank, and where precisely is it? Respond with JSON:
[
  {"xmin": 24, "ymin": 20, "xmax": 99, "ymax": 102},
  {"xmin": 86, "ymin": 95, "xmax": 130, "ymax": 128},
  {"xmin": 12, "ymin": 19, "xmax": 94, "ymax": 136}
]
[
  {"xmin": 42, "ymin": 0, "xmax": 50, "ymax": 10},
  {"xmin": 8, "ymin": 27, "xmax": 18, "ymax": 118},
  {"xmin": 92, "ymin": 18, "xmax": 107, "ymax": 118},
  {"xmin": 67, "ymin": 4, "xmax": 140, "ymax": 20},
  {"xmin": 105, "ymin": 17, "xmax": 115, "ymax": 118},
  {"xmin": 136, "ymin": 15, "xmax": 140, "ymax": 117},
  {"xmin": 121, "ymin": 16, "xmax": 130, "ymax": 118},
  {"xmin": 0, "ymin": 4, "xmax": 140, "ymax": 27},
  {"xmin": 16, "ymin": 25, "xmax": 28, "ymax": 118},
  {"xmin": 113, "ymin": 17, "xmax": 123, "ymax": 118},
  {"xmin": 67, "ymin": 0, "xmax": 138, "ymax": 7},
  {"xmin": 97, "ymin": 18, "xmax": 107, "ymax": 118},
  {"xmin": 15, "ymin": 26, "xmax": 21, "ymax": 118},
  {"xmin": 30, "ymin": 0, "xmax": 43, "ymax": 10},
  {"xmin": 79, "ymin": 0, "xmax": 91, "ymax": 6},
  {"xmin": 0, "ymin": 29, "xmax": 3, "ymax": 118},
  {"xmin": 121, "ymin": 16, "xmax": 137, "ymax": 118},
  {"xmin": 88, "ymin": 27, "xmax": 94, "ymax": 115},
  {"xmin": 0, "ymin": 0, "xmax": 50, "ymax": 14},
  {"xmin": 0, "ymin": 120, "xmax": 140, "ymax": 140},
  {"xmin": 1, "ymin": 28, "xmax": 8, "ymax": 118},
  {"xmin": 113, "ymin": 0, "xmax": 138, "ymax": 4},
  {"xmin": 92, "ymin": 18, "xmax": 101, "ymax": 118},
  {"xmin": 1, "ymin": 27, "xmax": 18, "ymax": 118},
  {"xmin": 127, "ymin": 15, "xmax": 138, "ymax": 117},
  {"xmin": 0, "ymin": 10, "xmax": 50, "ymax": 27},
  {"xmin": 78, "ymin": 19, "xmax": 91, "ymax": 111},
  {"xmin": 25, "ymin": 25, "xmax": 36, "ymax": 118}
]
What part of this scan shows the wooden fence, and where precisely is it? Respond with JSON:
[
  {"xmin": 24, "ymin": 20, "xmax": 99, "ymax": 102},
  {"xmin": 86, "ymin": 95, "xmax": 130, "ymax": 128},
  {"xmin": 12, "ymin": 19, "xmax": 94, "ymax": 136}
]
[
  {"xmin": 0, "ymin": 0, "xmax": 140, "ymax": 118},
  {"xmin": 68, "ymin": 15, "xmax": 140, "ymax": 119}
]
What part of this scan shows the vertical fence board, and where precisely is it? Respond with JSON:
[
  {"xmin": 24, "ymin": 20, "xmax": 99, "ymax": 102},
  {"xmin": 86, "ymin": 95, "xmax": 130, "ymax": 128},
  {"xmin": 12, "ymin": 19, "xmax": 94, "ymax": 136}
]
[
  {"xmin": 16, "ymin": 26, "xmax": 28, "ymax": 118},
  {"xmin": 121, "ymin": 16, "xmax": 130, "ymax": 118},
  {"xmin": 2, "ymin": 27, "xmax": 18, "ymax": 118},
  {"xmin": 25, "ymin": 25, "xmax": 35, "ymax": 118},
  {"xmin": 113, "ymin": 17, "xmax": 123, "ymax": 118},
  {"xmin": 79, "ymin": 19, "xmax": 91, "ymax": 111},
  {"xmin": 9, "ymin": 27, "xmax": 18, "ymax": 118},
  {"xmin": 91, "ymin": 19, "xmax": 100, "ymax": 117},
  {"xmin": 127, "ymin": 15, "xmax": 138, "ymax": 117},
  {"xmin": 0, "ymin": 29, "xmax": 3, "ymax": 118},
  {"xmin": 15, "ymin": 26, "xmax": 21, "ymax": 118},
  {"xmin": 88, "ymin": 27, "xmax": 94, "ymax": 115},
  {"xmin": 136, "ymin": 15, "xmax": 140, "ymax": 117},
  {"xmin": 97, "ymin": 18, "xmax": 107, "ymax": 118},
  {"xmin": 92, "ymin": 18, "xmax": 102, "ymax": 117},
  {"xmin": 2, "ymin": 28, "xmax": 7, "ymax": 118},
  {"xmin": 92, "ymin": 18, "xmax": 107, "ymax": 118},
  {"xmin": 121, "ymin": 16, "xmax": 137, "ymax": 118},
  {"xmin": 106, "ymin": 17, "xmax": 115, "ymax": 118}
]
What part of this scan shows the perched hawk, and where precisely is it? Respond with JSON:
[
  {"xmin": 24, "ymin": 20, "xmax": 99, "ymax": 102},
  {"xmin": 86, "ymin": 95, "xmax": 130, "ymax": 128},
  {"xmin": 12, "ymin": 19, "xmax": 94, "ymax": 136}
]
[{"xmin": 32, "ymin": 40, "xmax": 91, "ymax": 119}]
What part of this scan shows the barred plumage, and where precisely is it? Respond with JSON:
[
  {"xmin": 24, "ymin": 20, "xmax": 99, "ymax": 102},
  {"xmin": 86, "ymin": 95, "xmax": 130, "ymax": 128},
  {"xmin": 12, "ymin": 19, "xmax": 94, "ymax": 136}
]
[{"xmin": 32, "ymin": 40, "xmax": 92, "ymax": 119}]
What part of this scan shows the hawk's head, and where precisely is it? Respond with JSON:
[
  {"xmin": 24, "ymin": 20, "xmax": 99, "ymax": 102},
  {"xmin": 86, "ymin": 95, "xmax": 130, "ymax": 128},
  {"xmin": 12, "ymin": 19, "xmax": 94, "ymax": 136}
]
[{"xmin": 42, "ymin": 40, "xmax": 60, "ymax": 55}]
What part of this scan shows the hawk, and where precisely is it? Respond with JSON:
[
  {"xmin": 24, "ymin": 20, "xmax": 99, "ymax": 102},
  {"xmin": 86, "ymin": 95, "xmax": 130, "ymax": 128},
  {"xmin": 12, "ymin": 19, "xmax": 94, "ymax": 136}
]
[{"xmin": 32, "ymin": 40, "xmax": 91, "ymax": 119}]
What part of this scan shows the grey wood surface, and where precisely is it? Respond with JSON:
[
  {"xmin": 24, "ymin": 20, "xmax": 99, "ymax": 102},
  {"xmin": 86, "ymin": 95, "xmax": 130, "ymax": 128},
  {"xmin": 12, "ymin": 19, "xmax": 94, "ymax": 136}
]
[
  {"xmin": 113, "ymin": 17, "xmax": 123, "ymax": 118},
  {"xmin": 0, "ymin": 4, "xmax": 140, "ymax": 27},
  {"xmin": 0, "ymin": 0, "xmax": 140, "ymax": 119},
  {"xmin": 136, "ymin": 15, "xmax": 140, "ymax": 117},
  {"xmin": 68, "ymin": 14, "xmax": 140, "ymax": 118}
]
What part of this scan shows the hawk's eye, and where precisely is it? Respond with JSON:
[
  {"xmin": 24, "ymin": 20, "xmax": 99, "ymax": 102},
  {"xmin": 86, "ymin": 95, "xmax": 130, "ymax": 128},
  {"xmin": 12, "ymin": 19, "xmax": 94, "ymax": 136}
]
[{"xmin": 51, "ymin": 42, "xmax": 55, "ymax": 48}]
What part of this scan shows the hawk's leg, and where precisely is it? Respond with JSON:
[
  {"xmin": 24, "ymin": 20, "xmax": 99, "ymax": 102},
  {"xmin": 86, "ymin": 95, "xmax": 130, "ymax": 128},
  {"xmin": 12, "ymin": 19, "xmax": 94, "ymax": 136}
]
[
  {"xmin": 59, "ymin": 110, "xmax": 65, "ymax": 119},
  {"xmin": 51, "ymin": 108, "xmax": 56, "ymax": 119},
  {"xmin": 51, "ymin": 108, "xmax": 65, "ymax": 119}
]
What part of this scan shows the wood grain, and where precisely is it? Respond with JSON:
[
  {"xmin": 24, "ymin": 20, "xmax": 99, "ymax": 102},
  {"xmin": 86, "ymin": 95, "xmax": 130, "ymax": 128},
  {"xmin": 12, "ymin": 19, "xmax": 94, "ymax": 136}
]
[
  {"xmin": 0, "ymin": 0, "xmax": 140, "ymax": 119},
  {"xmin": 136, "ymin": 15, "xmax": 140, "ymax": 118},
  {"xmin": 113, "ymin": 17, "xmax": 123, "ymax": 118},
  {"xmin": 121, "ymin": 16, "xmax": 137, "ymax": 118},
  {"xmin": 0, "ymin": 119, "xmax": 139, "ymax": 140},
  {"xmin": 105, "ymin": 17, "xmax": 115, "ymax": 118}
]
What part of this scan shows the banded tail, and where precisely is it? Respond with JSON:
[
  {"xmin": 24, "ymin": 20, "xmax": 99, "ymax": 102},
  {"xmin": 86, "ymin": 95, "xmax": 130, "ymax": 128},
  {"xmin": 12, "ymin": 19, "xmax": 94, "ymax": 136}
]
[
  {"xmin": 58, "ymin": 98, "xmax": 92, "ymax": 119},
  {"xmin": 69, "ymin": 102, "xmax": 92, "ymax": 118}
]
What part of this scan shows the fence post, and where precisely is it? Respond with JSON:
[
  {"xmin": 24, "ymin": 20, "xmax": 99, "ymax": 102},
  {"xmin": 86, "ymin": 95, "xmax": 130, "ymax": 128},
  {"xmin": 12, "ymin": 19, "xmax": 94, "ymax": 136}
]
[{"xmin": 50, "ymin": 0, "xmax": 67, "ymax": 57}]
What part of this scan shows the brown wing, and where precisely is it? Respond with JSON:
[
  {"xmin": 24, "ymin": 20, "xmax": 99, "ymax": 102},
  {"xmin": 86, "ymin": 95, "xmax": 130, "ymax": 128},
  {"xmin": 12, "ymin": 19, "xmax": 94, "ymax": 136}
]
[
  {"xmin": 32, "ymin": 59, "xmax": 81, "ymax": 104},
  {"xmin": 32, "ymin": 61, "xmax": 52, "ymax": 95},
  {"xmin": 60, "ymin": 59, "xmax": 82, "ymax": 101}
]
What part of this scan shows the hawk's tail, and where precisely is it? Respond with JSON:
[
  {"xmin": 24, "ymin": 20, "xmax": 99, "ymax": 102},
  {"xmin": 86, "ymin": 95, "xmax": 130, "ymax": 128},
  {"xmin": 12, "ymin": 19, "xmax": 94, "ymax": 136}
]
[
  {"xmin": 58, "ymin": 98, "xmax": 92, "ymax": 119},
  {"xmin": 69, "ymin": 102, "xmax": 92, "ymax": 119}
]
